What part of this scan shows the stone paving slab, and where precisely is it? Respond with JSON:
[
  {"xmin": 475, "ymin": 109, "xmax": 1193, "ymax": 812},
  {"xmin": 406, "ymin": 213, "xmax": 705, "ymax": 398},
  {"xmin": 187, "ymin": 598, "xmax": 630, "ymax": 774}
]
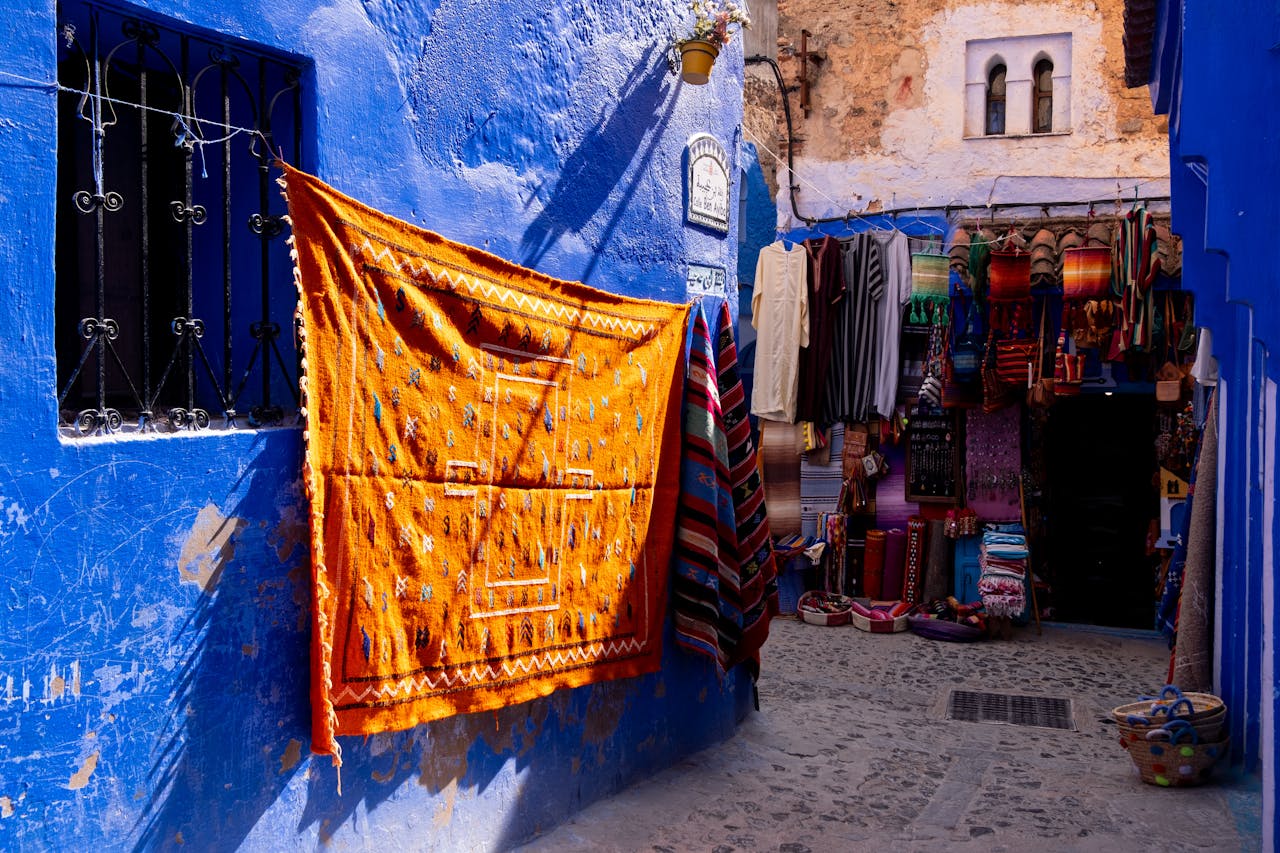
[{"xmin": 518, "ymin": 618, "xmax": 1261, "ymax": 852}]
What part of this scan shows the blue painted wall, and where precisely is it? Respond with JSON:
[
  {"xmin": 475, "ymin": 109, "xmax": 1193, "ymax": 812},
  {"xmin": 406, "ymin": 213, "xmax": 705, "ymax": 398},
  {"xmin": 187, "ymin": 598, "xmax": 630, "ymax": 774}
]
[
  {"xmin": 1148, "ymin": 0, "xmax": 1280, "ymax": 844},
  {"xmin": 0, "ymin": 0, "xmax": 751, "ymax": 849}
]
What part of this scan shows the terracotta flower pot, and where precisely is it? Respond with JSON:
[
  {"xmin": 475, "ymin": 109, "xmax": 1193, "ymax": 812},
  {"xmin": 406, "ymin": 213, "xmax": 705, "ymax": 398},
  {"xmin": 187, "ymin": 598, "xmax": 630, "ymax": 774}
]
[{"xmin": 680, "ymin": 39, "xmax": 719, "ymax": 85}]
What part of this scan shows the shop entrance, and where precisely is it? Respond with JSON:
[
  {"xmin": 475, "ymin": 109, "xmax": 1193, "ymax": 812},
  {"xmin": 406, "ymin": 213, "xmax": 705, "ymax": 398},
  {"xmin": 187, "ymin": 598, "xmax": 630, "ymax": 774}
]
[{"xmin": 1044, "ymin": 394, "xmax": 1158, "ymax": 629}]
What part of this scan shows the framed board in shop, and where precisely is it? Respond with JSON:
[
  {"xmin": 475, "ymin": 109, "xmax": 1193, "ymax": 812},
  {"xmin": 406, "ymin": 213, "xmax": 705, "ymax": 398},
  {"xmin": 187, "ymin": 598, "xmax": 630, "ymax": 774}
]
[{"xmin": 905, "ymin": 411, "xmax": 964, "ymax": 504}]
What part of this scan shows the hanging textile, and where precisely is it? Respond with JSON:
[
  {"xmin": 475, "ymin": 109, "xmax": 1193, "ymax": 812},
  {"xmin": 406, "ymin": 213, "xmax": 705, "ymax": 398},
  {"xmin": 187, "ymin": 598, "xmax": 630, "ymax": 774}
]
[
  {"xmin": 824, "ymin": 232, "xmax": 884, "ymax": 424},
  {"xmin": 750, "ymin": 241, "xmax": 809, "ymax": 423},
  {"xmin": 796, "ymin": 236, "xmax": 845, "ymax": 424},
  {"xmin": 818, "ymin": 511, "xmax": 847, "ymax": 593},
  {"xmin": 673, "ymin": 302, "xmax": 779, "ymax": 676},
  {"xmin": 760, "ymin": 420, "xmax": 803, "ymax": 536},
  {"xmin": 908, "ymin": 253, "xmax": 950, "ymax": 325},
  {"xmin": 1157, "ymin": 428, "xmax": 1201, "ymax": 640},
  {"xmin": 1112, "ymin": 205, "xmax": 1162, "ymax": 353},
  {"xmin": 713, "ymin": 300, "xmax": 779, "ymax": 669},
  {"xmin": 673, "ymin": 304, "xmax": 739, "ymax": 672},
  {"xmin": 872, "ymin": 231, "xmax": 913, "ymax": 418},
  {"xmin": 883, "ymin": 527, "xmax": 908, "ymax": 601},
  {"xmin": 282, "ymin": 163, "xmax": 689, "ymax": 764}
]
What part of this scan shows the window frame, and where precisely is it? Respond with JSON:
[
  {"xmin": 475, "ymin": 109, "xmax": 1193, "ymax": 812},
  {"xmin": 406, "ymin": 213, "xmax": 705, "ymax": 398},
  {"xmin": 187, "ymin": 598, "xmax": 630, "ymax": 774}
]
[
  {"xmin": 54, "ymin": 2, "xmax": 307, "ymax": 438},
  {"xmin": 985, "ymin": 63, "xmax": 1007, "ymax": 136},
  {"xmin": 1033, "ymin": 57, "xmax": 1054, "ymax": 134}
]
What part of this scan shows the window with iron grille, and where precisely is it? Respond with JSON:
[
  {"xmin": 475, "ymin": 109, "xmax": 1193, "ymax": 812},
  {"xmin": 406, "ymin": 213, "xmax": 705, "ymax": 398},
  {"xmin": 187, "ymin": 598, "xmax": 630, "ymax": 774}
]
[{"xmin": 55, "ymin": 1, "xmax": 305, "ymax": 436}]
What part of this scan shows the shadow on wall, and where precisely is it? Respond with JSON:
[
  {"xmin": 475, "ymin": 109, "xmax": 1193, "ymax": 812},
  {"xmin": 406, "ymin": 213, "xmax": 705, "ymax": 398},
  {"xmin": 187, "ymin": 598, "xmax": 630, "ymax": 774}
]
[
  {"xmin": 130, "ymin": 447, "xmax": 312, "ymax": 852},
  {"xmin": 519, "ymin": 46, "xmax": 679, "ymax": 283}
]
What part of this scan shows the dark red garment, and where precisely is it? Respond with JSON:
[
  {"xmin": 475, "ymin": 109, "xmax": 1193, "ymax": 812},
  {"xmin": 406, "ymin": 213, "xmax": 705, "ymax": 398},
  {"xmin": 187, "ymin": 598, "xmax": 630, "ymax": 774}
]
[{"xmin": 795, "ymin": 235, "xmax": 846, "ymax": 424}]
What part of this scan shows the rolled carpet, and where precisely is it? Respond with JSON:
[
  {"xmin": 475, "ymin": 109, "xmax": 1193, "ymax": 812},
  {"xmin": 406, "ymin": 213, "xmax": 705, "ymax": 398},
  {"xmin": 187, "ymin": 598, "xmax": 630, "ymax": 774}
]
[
  {"xmin": 760, "ymin": 419, "xmax": 803, "ymax": 536},
  {"xmin": 923, "ymin": 519, "xmax": 952, "ymax": 603},
  {"xmin": 903, "ymin": 517, "xmax": 927, "ymax": 605},
  {"xmin": 863, "ymin": 529, "xmax": 887, "ymax": 600},
  {"xmin": 883, "ymin": 528, "xmax": 907, "ymax": 603}
]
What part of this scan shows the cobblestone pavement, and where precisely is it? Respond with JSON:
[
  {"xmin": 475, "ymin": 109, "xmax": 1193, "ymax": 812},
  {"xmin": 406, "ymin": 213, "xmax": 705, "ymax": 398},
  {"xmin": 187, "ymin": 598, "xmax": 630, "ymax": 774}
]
[{"xmin": 519, "ymin": 617, "xmax": 1261, "ymax": 852}]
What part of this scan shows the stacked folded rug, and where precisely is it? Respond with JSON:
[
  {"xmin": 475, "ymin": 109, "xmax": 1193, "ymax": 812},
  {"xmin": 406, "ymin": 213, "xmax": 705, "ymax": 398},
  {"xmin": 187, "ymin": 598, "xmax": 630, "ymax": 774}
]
[{"xmin": 978, "ymin": 527, "xmax": 1027, "ymax": 618}]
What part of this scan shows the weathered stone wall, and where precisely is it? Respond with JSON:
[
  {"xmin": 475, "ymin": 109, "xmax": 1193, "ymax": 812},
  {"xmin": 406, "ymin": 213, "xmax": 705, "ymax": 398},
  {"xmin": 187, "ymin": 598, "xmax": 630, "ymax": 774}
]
[{"xmin": 756, "ymin": 0, "xmax": 1168, "ymax": 218}]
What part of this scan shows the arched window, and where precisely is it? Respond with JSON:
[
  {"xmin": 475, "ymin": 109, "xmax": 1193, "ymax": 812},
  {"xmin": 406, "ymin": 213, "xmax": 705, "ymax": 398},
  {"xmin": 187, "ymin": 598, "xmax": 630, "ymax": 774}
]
[
  {"xmin": 985, "ymin": 64, "xmax": 1007, "ymax": 135},
  {"xmin": 1033, "ymin": 58, "xmax": 1054, "ymax": 133}
]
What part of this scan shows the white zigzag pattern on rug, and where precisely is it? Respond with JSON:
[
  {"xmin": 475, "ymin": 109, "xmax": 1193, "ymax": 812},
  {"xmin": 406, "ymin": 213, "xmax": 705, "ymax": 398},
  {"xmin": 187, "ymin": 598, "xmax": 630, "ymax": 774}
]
[
  {"xmin": 332, "ymin": 636, "xmax": 645, "ymax": 703},
  {"xmin": 355, "ymin": 240, "xmax": 658, "ymax": 338}
]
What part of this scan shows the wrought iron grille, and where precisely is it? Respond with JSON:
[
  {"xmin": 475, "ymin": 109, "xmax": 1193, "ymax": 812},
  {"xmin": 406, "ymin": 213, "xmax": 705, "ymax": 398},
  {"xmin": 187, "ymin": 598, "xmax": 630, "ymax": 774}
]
[{"xmin": 55, "ymin": 2, "xmax": 305, "ymax": 436}]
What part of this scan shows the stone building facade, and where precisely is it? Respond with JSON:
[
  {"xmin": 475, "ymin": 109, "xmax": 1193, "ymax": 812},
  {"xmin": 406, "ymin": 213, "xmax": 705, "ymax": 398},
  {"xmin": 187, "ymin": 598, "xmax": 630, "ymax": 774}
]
[{"xmin": 751, "ymin": 0, "xmax": 1170, "ymax": 220}]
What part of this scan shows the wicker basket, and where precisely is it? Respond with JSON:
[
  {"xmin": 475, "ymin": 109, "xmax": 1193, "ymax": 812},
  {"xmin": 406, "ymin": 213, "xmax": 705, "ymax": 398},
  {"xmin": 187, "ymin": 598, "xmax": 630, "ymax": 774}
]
[
  {"xmin": 1118, "ymin": 711, "xmax": 1225, "ymax": 747},
  {"xmin": 1111, "ymin": 689, "xmax": 1226, "ymax": 727},
  {"xmin": 1124, "ymin": 720, "xmax": 1229, "ymax": 787},
  {"xmin": 849, "ymin": 599, "xmax": 910, "ymax": 633},
  {"xmin": 797, "ymin": 590, "xmax": 853, "ymax": 626}
]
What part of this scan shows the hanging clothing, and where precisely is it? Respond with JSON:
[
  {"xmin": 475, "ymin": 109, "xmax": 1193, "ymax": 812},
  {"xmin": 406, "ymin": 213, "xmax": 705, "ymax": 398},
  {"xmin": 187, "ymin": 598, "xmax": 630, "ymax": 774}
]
[
  {"xmin": 872, "ymin": 231, "xmax": 911, "ymax": 418},
  {"xmin": 1112, "ymin": 206, "xmax": 1162, "ymax": 353},
  {"xmin": 750, "ymin": 241, "xmax": 809, "ymax": 423},
  {"xmin": 796, "ymin": 236, "xmax": 846, "ymax": 424},
  {"xmin": 824, "ymin": 233, "xmax": 884, "ymax": 424}
]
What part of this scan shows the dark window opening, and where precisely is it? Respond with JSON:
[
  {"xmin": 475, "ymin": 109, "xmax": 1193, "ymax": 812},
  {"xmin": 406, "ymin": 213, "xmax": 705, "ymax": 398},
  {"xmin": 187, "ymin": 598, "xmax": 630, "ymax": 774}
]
[
  {"xmin": 1033, "ymin": 58, "xmax": 1054, "ymax": 133},
  {"xmin": 985, "ymin": 63, "xmax": 1006, "ymax": 136},
  {"xmin": 56, "ymin": 2, "xmax": 305, "ymax": 436}
]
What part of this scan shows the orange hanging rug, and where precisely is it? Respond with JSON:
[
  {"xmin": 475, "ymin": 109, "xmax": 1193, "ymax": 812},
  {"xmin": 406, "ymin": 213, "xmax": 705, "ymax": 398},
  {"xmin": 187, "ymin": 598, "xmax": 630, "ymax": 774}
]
[{"xmin": 280, "ymin": 164, "xmax": 689, "ymax": 764}]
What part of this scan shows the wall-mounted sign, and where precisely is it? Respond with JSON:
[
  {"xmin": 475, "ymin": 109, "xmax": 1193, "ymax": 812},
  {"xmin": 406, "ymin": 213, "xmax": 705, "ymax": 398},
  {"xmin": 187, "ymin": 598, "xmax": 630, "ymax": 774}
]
[
  {"xmin": 686, "ymin": 263, "xmax": 726, "ymax": 298},
  {"xmin": 686, "ymin": 134, "xmax": 730, "ymax": 233}
]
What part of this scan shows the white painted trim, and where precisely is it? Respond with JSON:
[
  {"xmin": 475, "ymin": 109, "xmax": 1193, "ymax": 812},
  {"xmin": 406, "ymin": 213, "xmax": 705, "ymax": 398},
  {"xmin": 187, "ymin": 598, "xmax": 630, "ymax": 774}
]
[
  {"xmin": 1215, "ymin": 379, "xmax": 1227, "ymax": 698},
  {"xmin": 962, "ymin": 131, "xmax": 1073, "ymax": 141},
  {"xmin": 1263, "ymin": 377, "xmax": 1276, "ymax": 852}
]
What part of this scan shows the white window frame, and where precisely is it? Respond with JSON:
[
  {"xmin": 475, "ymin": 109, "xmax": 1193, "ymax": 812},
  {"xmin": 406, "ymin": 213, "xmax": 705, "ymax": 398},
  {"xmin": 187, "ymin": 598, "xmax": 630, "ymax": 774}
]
[{"xmin": 964, "ymin": 33, "xmax": 1072, "ymax": 138}]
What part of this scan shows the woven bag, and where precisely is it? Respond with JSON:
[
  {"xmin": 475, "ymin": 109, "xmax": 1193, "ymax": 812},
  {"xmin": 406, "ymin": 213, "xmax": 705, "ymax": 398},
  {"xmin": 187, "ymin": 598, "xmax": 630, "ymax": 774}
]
[
  {"xmin": 995, "ymin": 339, "xmax": 1037, "ymax": 386},
  {"xmin": 988, "ymin": 250, "xmax": 1031, "ymax": 301},
  {"xmin": 1061, "ymin": 245, "xmax": 1112, "ymax": 300}
]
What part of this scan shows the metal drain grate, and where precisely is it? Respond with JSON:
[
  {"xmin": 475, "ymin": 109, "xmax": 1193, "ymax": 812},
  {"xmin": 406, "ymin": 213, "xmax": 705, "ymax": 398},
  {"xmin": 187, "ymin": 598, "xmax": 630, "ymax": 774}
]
[{"xmin": 946, "ymin": 690, "xmax": 1075, "ymax": 730}]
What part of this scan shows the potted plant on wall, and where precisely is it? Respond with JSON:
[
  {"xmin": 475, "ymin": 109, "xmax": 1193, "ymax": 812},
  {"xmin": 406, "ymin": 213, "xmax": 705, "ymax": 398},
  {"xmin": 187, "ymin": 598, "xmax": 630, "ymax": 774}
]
[{"xmin": 677, "ymin": 0, "xmax": 751, "ymax": 85}]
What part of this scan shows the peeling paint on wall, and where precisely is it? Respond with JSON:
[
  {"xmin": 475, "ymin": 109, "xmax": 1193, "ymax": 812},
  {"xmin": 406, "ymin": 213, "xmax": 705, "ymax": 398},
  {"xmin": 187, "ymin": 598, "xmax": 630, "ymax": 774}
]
[
  {"xmin": 279, "ymin": 739, "xmax": 302, "ymax": 774},
  {"xmin": 177, "ymin": 503, "xmax": 247, "ymax": 591},
  {"xmin": 68, "ymin": 750, "xmax": 99, "ymax": 790}
]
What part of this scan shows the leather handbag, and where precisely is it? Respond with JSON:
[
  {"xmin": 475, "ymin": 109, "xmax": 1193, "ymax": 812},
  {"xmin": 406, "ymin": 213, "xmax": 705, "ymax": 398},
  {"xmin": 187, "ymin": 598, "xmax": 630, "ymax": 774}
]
[{"xmin": 982, "ymin": 331, "xmax": 1018, "ymax": 412}]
